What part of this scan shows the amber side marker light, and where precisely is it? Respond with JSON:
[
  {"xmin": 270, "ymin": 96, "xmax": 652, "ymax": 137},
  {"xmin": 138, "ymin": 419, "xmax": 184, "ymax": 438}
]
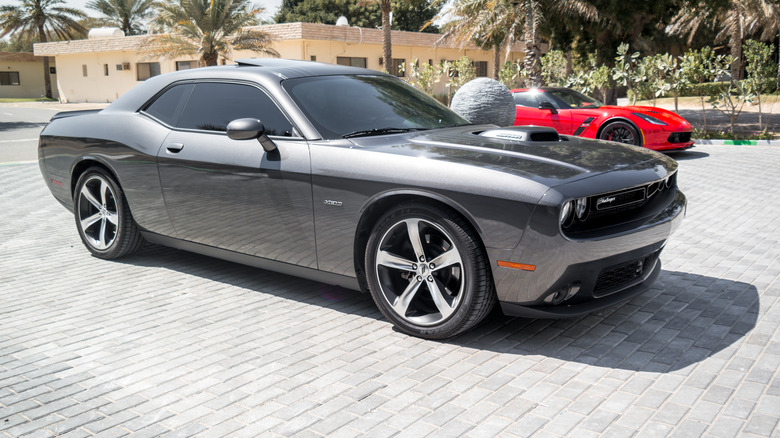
[{"xmin": 497, "ymin": 261, "xmax": 536, "ymax": 271}]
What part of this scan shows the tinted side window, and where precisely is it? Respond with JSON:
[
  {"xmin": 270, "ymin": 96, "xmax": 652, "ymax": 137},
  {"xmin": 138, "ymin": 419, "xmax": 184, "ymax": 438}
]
[
  {"xmin": 177, "ymin": 82, "xmax": 294, "ymax": 136},
  {"xmin": 144, "ymin": 83, "xmax": 193, "ymax": 126},
  {"xmin": 513, "ymin": 92, "xmax": 539, "ymax": 108}
]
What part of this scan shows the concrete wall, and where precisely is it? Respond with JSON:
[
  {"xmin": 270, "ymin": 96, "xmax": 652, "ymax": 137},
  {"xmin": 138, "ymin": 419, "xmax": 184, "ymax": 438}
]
[
  {"xmin": 0, "ymin": 56, "xmax": 59, "ymax": 99},
  {"xmin": 44, "ymin": 32, "xmax": 525, "ymax": 103}
]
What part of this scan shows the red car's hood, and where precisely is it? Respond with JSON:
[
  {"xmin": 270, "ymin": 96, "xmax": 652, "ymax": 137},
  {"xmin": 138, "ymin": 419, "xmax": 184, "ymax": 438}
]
[{"xmin": 598, "ymin": 105, "xmax": 693, "ymax": 129}]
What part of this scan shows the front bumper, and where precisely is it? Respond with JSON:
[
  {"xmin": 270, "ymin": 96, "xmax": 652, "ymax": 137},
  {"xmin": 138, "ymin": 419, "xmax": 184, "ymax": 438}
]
[{"xmin": 489, "ymin": 189, "xmax": 686, "ymax": 317}]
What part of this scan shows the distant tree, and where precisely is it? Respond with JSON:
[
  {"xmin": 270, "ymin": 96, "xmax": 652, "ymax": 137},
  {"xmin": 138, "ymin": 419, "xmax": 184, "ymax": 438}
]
[
  {"xmin": 438, "ymin": 0, "xmax": 595, "ymax": 86},
  {"xmin": 274, "ymin": 0, "xmax": 381, "ymax": 28},
  {"xmin": 87, "ymin": 0, "xmax": 154, "ymax": 35},
  {"xmin": 612, "ymin": 43, "xmax": 641, "ymax": 105},
  {"xmin": 678, "ymin": 46, "xmax": 731, "ymax": 131},
  {"xmin": 0, "ymin": 0, "xmax": 86, "ymax": 98},
  {"xmin": 545, "ymin": 0, "xmax": 679, "ymax": 103},
  {"xmin": 148, "ymin": 0, "xmax": 278, "ymax": 67},
  {"xmin": 437, "ymin": 0, "xmax": 521, "ymax": 80},
  {"xmin": 0, "ymin": 33, "xmax": 36, "ymax": 52},
  {"xmin": 541, "ymin": 49, "xmax": 567, "ymax": 86},
  {"xmin": 274, "ymin": 1, "xmax": 439, "ymax": 32},
  {"xmin": 743, "ymin": 39, "xmax": 775, "ymax": 129},
  {"xmin": 668, "ymin": 0, "xmax": 780, "ymax": 81}
]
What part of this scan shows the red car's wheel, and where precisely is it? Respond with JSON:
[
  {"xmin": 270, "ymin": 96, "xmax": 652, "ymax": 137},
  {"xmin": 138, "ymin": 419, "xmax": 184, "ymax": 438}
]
[{"xmin": 599, "ymin": 121, "xmax": 641, "ymax": 146}]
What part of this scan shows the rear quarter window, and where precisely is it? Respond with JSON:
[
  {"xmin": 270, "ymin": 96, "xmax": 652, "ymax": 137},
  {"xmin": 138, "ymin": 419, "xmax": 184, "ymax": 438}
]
[{"xmin": 143, "ymin": 83, "xmax": 194, "ymax": 126}]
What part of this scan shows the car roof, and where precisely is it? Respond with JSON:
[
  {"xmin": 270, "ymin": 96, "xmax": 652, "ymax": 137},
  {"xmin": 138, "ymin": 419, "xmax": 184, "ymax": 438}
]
[
  {"xmin": 104, "ymin": 58, "xmax": 389, "ymax": 114},
  {"xmin": 234, "ymin": 58, "xmax": 374, "ymax": 79}
]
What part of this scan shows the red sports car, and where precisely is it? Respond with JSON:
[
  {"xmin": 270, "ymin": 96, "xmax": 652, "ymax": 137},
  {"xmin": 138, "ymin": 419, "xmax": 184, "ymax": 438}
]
[{"xmin": 511, "ymin": 87, "xmax": 694, "ymax": 151}]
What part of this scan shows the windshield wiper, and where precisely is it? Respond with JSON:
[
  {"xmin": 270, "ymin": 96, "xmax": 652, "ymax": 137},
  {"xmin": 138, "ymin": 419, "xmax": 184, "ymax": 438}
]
[{"xmin": 342, "ymin": 127, "xmax": 424, "ymax": 139}]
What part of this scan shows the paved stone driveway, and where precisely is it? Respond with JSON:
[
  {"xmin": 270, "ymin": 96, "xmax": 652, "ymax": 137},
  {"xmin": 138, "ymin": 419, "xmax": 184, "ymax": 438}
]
[{"xmin": 1, "ymin": 144, "xmax": 778, "ymax": 437}]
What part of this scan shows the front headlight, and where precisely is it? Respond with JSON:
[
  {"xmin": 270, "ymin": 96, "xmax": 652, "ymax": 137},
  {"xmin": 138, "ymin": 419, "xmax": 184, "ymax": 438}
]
[
  {"xmin": 575, "ymin": 197, "xmax": 588, "ymax": 219},
  {"xmin": 632, "ymin": 112, "xmax": 667, "ymax": 126},
  {"xmin": 560, "ymin": 201, "xmax": 573, "ymax": 227}
]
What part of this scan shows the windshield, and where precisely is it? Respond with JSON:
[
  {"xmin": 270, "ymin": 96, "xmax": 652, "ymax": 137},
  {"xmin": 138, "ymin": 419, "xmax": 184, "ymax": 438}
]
[
  {"xmin": 283, "ymin": 75, "xmax": 469, "ymax": 139},
  {"xmin": 544, "ymin": 88, "xmax": 603, "ymax": 109}
]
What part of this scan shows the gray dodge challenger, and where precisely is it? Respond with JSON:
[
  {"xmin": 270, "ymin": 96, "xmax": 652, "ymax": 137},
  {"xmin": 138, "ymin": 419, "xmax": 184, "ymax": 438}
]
[{"xmin": 38, "ymin": 59, "xmax": 686, "ymax": 339}]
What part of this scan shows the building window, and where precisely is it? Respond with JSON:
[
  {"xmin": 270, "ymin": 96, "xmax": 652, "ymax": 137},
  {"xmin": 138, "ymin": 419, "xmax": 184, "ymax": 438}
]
[
  {"xmin": 310, "ymin": 55, "xmax": 316, "ymax": 62},
  {"xmin": 82, "ymin": 65, "xmax": 88, "ymax": 77},
  {"xmin": 176, "ymin": 60, "xmax": 198, "ymax": 71},
  {"xmin": 49, "ymin": 66, "xmax": 56, "ymax": 75},
  {"xmin": 0, "ymin": 71, "xmax": 20, "ymax": 85},
  {"xmin": 474, "ymin": 61, "xmax": 488, "ymax": 77},
  {"xmin": 336, "ymin": 56, "xmax": 367, "ymax": 68},
  {"xmin": 391, "ymin": 59, "xmax": 405, "ymax": 77},
  {"xmin": 104, "ymin": 64, "xmax": 109, "ymax": 76},
  {"xmin": 137, "ymin": 62, "xmax": 161, "ymax": 81}
]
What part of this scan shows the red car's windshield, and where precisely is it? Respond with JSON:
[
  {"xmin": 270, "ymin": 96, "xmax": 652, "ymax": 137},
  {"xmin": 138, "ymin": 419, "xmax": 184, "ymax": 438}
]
[
  {"xmin": 544, "ymin": 89, "xmax": 603, "ymax": 109},
  {"xmin": 514, "ymin": 88, "xmax": 603, "ymax": 110}
]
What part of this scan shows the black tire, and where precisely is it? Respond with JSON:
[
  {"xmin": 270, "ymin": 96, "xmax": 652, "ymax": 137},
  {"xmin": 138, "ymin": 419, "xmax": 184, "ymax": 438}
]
[
  {"xmin": 599, "ymin": 121, "xmax": 642, "ymax": 146},
  {"xmin": 365, "ymin": 202, "xmax": 496, "ymax": 339},
  {"xmin": 73, "ymin": 167, "xmax": 143, "ymax": 259}
]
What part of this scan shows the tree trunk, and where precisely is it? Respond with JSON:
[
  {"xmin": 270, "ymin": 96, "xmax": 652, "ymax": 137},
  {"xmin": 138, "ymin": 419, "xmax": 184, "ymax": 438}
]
[
  {"xmin": 203, "ymin": 51, "xmax": 219, "ymax": 66},
  {"xmin": 730, "ymin": 1, "xmax": 744, "ymax": 81},
  {"xmin": 700, "ymin": 95, "xmax": 708, "ymax": 131},
  {"xmin": 38, "ymin": 25, "xmax": 52, "ymax": 99},
  {"xmin": 381, "ymin": 0, "xmax": 391, "ymax": 73},
  {"xmin": 493, "ymin": 44, "xmax": 500, "ymax": 80},
  {"xmin": 523, "ymin": 1, "xmax": 542, "ymax": 87},
  {"xmin": 777, "ymin": 35, "xmax": 780, "ymax": 91}
]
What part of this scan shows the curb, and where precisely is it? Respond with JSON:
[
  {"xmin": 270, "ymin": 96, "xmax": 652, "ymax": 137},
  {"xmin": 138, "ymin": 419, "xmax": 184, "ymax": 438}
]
[{"xmin": 693, "ymin": 139, "xmax": 780, "ymax": 146}]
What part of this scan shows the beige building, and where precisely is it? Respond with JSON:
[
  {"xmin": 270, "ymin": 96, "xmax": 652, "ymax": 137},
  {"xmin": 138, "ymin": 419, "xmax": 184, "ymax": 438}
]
[
  {"xmin": 0, "ymin": 52, "xmax": 59, "ymax": 99},
  {"xmin": 33, "ymin": 22, "xmax": 526, "ymax": 103}
]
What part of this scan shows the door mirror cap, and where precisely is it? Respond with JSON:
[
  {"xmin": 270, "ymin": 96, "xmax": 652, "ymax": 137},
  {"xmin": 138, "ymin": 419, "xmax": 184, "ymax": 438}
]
[
  {"xmin": 538, "ymin": 101, "xmax": 558, "ymax": 114},
  {"xmin": 227, "ymin": 118, "xmax": 276, "ymax": 152},
  {"xmin": 227, "ymin": 118, "xmax": 265, "ymax": 140}
]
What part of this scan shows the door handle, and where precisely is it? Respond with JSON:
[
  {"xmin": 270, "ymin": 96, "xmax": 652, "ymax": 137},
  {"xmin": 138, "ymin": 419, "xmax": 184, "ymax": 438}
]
[{"xmin": 165, "ymin": 143, "xmax": 184, "ymax": 153}]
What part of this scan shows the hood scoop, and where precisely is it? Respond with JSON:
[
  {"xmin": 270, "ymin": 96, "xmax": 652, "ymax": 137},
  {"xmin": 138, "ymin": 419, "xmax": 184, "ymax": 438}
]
[{"xmin": 478, "ymin": 126, "xmax": 560, "ymax": 142}]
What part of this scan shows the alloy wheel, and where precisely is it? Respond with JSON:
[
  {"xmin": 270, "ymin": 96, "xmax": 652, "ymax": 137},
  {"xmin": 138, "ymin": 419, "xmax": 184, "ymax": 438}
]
[
  {"xmin": 374, "ymin": 218, "xmax": 465, "ymax": 326},
  {"xmin": 77, "ymin": 175, "xmax": 119, "ymax": 250}
]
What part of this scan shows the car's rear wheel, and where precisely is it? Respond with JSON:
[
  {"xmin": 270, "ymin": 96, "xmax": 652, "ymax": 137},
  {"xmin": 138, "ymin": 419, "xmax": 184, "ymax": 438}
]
[
  {"xmin": 600, "ymin": 121, "xmax": 641, "ymax": 146},
  {"xmin": 74, "ymin": 167, "xmax": 143, "ymax": 259},
  {"xmin": 365, "ymin": 202, "xmax": 495, "ymax": 339}
]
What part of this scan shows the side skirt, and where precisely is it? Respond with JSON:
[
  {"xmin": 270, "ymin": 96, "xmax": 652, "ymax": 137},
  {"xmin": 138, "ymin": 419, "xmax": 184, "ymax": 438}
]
[{"xmin": 140, "ymin": 231, "xmax": 362, "ymax": 291}]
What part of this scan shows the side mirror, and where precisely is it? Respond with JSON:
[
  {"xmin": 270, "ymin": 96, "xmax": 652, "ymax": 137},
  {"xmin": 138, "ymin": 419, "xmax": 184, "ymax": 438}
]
[
  {"xmin": 538, "ymin": 101, "xmax": 558, "ymax": 114},
  {"xmin": 226, "ymin": 118, "xmax": 276, "ymax": 152}
]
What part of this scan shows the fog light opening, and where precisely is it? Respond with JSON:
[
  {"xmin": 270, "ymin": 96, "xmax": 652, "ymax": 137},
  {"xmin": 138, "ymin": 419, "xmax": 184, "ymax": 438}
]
[{"xmin": 548, "ymin": 285, "xmax": 571, "ymax": 305}]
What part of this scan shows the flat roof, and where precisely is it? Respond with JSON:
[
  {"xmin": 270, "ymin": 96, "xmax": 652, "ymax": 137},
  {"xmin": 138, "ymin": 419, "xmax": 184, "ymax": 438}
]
[{"xmin": 34, "ymin": 22, "xmax": 523, "ymax": 56}]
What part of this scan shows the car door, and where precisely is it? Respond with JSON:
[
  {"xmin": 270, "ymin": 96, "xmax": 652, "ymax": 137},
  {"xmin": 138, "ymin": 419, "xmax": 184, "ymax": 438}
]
[
  {"xmin": 513, "ymin": 90, "xmax": 572, "ymax": 133},
  {"xmin": 155, "ymin": 81, "xmax": 318, "ymax": 268}
]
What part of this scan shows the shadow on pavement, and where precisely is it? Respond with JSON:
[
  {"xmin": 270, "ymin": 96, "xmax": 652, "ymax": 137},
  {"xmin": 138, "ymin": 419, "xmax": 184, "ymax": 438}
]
[
  {"xmin": 0, "ymin": 121, "xmax": 48, "ymax": 130},
  {"xmin": 120, "ymin": 245, "xmax": 758, "ymax": 373},
  {"xmin": 668, "ymin": 150, "xmax": 710, "ymax": 161}
]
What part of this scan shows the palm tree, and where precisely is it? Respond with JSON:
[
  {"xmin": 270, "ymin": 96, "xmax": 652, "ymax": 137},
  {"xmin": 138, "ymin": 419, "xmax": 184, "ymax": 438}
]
[
  {"xmin": 358, "ymin": 0, "xmax": 392, "ymax": 73},
  {"xmin": 438, "ymin": 0, "xmax": 595, "ymax": 86},
  {"xmin": 0, "ymin": 0, "xmax": 86, "ymax": 98},
  {"xmin": 87, "ymin": 0, "xmax": 155, "ymax": 36},
  {"xmin": 667, "ymin": 0, "xmax": 780, "ymax": 81},
  {"xmin": 147, "ymin": 0, "xmax": 278, "ymax": 67}
]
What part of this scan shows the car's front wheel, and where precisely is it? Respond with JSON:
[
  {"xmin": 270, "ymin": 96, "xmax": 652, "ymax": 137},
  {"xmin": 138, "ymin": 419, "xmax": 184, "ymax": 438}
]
[
  {"xmin": 74, "ymin": 167, "xmax": 143, "ymax": 259},
  {"xmin": 599, "ymin": 121, "xmax": 641, "ymax": 146},
  {"xmin": 365, "ymin": 202, "xmax": 496, "ymax": 339}
]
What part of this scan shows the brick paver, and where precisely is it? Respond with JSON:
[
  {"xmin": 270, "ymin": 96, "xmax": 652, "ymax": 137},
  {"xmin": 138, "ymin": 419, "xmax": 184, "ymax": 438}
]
[{"xmin": 1, "ymin": 144, "xmax": 778, "ymax": 436}]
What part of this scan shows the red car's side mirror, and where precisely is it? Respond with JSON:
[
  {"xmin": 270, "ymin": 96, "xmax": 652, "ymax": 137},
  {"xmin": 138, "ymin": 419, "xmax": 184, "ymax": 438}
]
[{"xmin": 539, "ymin": 101, "xmax": 558, "ymax": 114}]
